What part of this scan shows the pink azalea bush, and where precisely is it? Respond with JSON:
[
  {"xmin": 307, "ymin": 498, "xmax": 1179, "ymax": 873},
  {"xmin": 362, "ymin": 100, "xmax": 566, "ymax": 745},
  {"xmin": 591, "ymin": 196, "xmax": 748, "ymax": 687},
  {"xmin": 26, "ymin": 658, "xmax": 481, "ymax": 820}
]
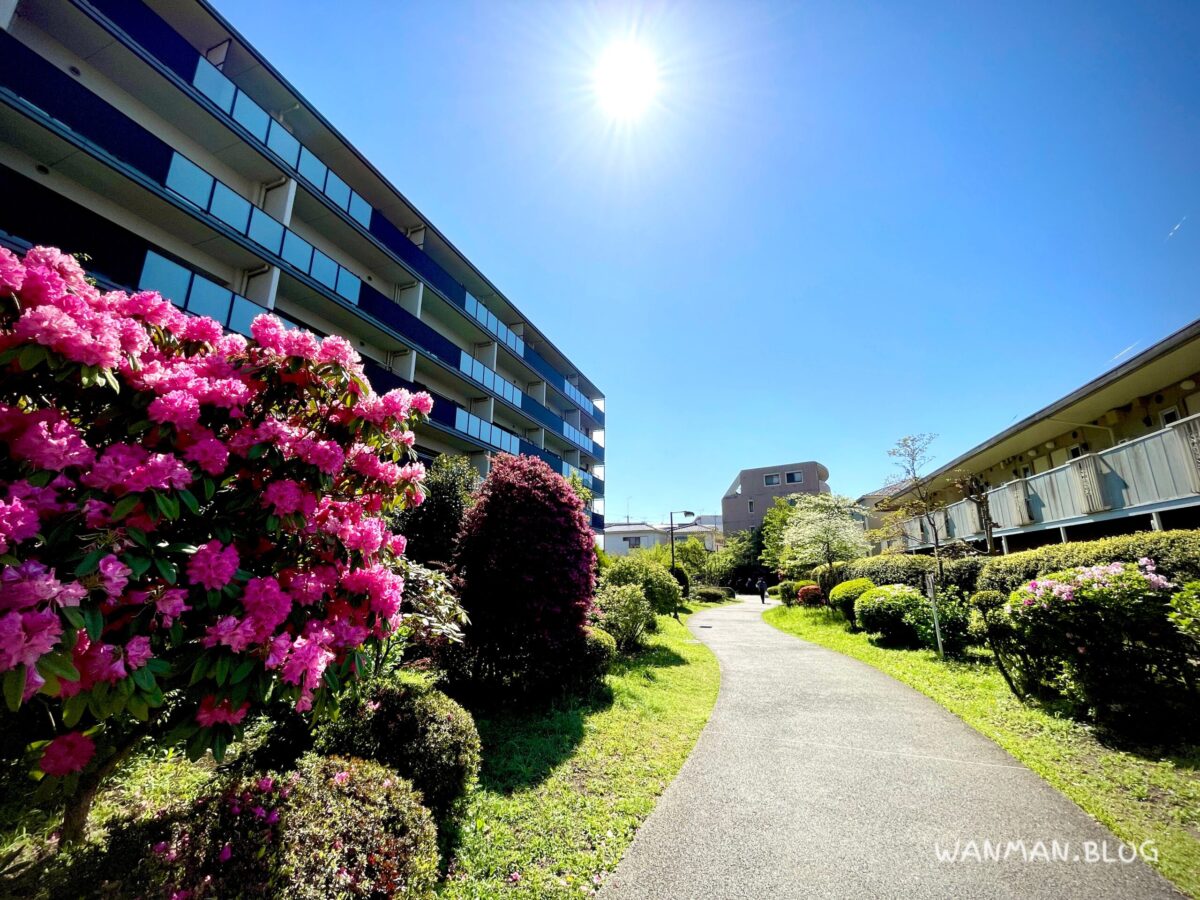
[
  {"xmin": 1002, "ymin": 559, "xmax": 1197, "ymax": 732},
  {"xmin": 0, "ymin": 245, "xmax": 443, "ymax": 835}
]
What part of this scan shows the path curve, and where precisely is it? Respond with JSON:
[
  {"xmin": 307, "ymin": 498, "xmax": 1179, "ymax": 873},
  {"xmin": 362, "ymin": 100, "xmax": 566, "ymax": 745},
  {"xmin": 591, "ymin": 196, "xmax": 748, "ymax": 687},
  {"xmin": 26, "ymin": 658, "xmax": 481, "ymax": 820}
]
[{"xmin": 602, "ymin": 596, "xmax": 1179, "ymax": 899}]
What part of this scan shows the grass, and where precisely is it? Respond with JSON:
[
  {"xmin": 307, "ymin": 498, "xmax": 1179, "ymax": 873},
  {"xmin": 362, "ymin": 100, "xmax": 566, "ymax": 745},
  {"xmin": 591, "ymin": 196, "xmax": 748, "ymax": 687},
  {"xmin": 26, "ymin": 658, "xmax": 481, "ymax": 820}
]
[
  {"xmin": 763, "ymin": 604, "xmax": 1200, "ymax": 898},
  {"xmin": 1, "ymin": 603, "xmax": 725, "ymax": 897},
  {"xmin": 438, "ymin": 604, "xmax": 724, "ymax": 897}
]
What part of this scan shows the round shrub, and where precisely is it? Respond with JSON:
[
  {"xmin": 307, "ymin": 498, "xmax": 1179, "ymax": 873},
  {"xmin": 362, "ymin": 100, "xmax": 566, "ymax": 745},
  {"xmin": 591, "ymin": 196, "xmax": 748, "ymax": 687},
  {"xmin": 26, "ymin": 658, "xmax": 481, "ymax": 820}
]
[
  {"xmin": 777, "ymin": 580, "xmax": 798, "ymax": 603},
  {"xmin": 843, "ymin": 555, "xmax": 936, "ymax": 589},
  {"xmin": 578, "ymin": 627, "xmax": 616, "ymax": 689},
  {"xmin": 855, "ymin": 584, "xmax": 925, "ymax": 646},
  {"xmin": 829, "ymin": 578, "xmax": 875, "ymax": 628},
  {"xmin": 796, "ymin": 585, "xmax": 825, "ymax": 607},
  {"xmin": 692, "ymin": 586, "xmax": 727, "ymax": 603},
  {"xmin": 314, "ymin": 675, "xmax": 480, "ymax": 818},
  {"xmin": 450, "ymin": 454, "xmax": 597, "ymax": 701},
  {"xmin": 1170, "ymin": 581, "xmax": 1200, "ymax": 644},
  {"xmin": 603, "ymin": 556, "xmax": 682, "ymax": 618},
  {"xmin": 905, "ymin": 586, "xmax": 973, "ymax": 655},
  {"xmin": 1004, "ymin": 561, "xmax": 1195, "ymax": 733},
  {"xmin": 595, "ymin": 582, "xmax": 654, "ymax": 651},
  {"xmin": 89, "ymin": 755, "xmax": 438, "ymax": 898}
]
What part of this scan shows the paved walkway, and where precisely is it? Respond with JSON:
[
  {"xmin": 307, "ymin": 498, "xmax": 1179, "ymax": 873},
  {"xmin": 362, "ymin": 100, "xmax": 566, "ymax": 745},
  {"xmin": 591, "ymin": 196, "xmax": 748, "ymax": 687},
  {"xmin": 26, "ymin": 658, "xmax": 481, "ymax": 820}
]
[{"xmin": 602, "ymin": 596, "xmax": 1179, "ymax": 899}]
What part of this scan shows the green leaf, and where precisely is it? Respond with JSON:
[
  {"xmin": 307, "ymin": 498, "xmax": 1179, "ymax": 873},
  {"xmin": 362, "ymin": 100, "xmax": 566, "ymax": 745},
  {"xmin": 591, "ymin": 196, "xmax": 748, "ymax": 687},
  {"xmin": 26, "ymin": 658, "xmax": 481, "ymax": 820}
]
[
  {"xmin": 102, "ymin": 368, "xmax": 120, "ymax": 392},
  {"xmin": 214, "ymin": 655, "xmax": 230, "ymax": 686},
  {"xmin": 153, "ymin": 557, "xmax": 177, "ymax": 585},
  {"xmin": 185, "ymin": 729, "xmax": 209, "ymax": 762},
  {"xmin": 154, "ymin": 492, "xmax": 180, "ymax": 521},
  {"xmin": 126, "ymin": 555, "xmax": 152, "ymax": 578},
  {"xmin": 132, "ymin": 666, "xmax": 155, "ymax": 692},
  {"xmin": 3, "ymin": 666, "xmax": 25, "ymax": 712},
  {"xmin": 61, "ymin": 606, "xmax": 84, "ymax": 629},
  {"xmin": 82, "ymin": 607, "xmax": 103, "ymax": 641},
  {"xmin": 230, "ymin": 659, "xmax": 255, "ymax": 684},
  {"xmin": 74, "ymin": 548, "xmax": 104, "ymax": 577},
  {"xmin": 17, "ymin": 344, "xmax": 45, "ymax": 371},
  {"xmin": 62, "ymin": 693, "xmax": 88, "ymax": 728},
  {"xmin": 128, "ymin": 695, "xmax": 149, "ymax": 721},
  {"xmin": 212, "ymin": 732, "xmax": 227, "ymax": 762},
  {"xmin": 110, "ymin": 494, "xmax": 141, "ymax": 522},
  {"xmin": 203, "ymin": 478, "xmax": 216, "ymax": 501},
  {"xmin": 36, "ymin": 653, "xmax": 80, "ymax": 682},
  {"xmin": 178, "ymin": 489, "xmax": 200, "ymax": 516},
  {"xmin": 127, "ymin": 527, "xmax": 149, "ymax": 548},
  {"xmin": 265, "ymin": 515, "xmax": 279, "ymax": 532}
]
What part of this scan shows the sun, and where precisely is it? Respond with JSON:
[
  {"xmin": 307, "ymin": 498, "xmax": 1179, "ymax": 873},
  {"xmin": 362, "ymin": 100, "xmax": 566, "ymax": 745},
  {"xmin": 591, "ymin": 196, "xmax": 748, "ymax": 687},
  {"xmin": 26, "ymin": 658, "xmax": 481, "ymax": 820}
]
[{"xmin": 593, "ymin": 41, "xmax": 659, "ymax": 120}]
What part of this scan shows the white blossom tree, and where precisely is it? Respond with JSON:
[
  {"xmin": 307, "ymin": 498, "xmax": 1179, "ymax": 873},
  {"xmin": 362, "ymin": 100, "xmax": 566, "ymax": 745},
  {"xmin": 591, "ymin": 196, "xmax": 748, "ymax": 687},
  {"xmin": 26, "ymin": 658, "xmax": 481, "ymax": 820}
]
[{"xmin": 779, "ymin": 493, "xmax": 870, "ymax": 579}]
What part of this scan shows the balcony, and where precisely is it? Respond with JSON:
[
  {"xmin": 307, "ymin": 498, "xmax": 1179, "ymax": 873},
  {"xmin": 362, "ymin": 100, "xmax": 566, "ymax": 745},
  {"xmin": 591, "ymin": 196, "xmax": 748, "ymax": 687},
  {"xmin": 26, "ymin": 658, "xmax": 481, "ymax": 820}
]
[
  {"xmin": 897, "ymin": 415, "xmax": 1200, "ymax": 548},
  {"xmin": 76, "ymin": 0, "xmax": 601, "ymax": 423}
]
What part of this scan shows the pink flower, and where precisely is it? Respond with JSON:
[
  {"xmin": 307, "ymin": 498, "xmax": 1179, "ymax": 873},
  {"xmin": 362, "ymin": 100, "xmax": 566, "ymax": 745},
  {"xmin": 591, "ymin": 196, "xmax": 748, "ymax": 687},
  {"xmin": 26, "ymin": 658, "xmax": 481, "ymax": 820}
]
[
  {"xmin": 124, "ymin": 635, "xmax": 152, "ymax": 670},
  {"xmin": 262, "ymin": 479, "xmax": 315, "ymax": 518},
  {"xmin": 241, "ymin": 577, "xmax": 291, "ymax": 639},
  {"xmin": 196, "ymin": 695, "xmax": 251, "ymax": 727},
  {"xmin": 333, "ymin": 770, "xmax": 349, "ymax": 785},
  {"xmin": 0, "ymin": 609, "xmax": 63, "ymax": 673},
  {"xmin": 0, "ymin": 497, "xmax": 39, "ymax": 555},
  {"xmin": 218, "ymin": 843, "xmax": 232, "ymax": 863},
  {"xmin": 156, "ymin": 588, "xmax": 191, "ymax": 626},
  {"xmin": 188, "ymin": 541, "xmax": 239, "ymax": 591},
  {"xmin": 0, "ymin": 246, "xmax": 25, "ymax": 295},
  {"xmin": 148, "ymin": 390, "xmax": 201, "ymax": 431},
  {"xmin": 410, "ymin": 392, "xmax": 434, "ymax": 415},
  {"xmin": 98, "ymin": 554, "xmax": 131, "ymax": 598},
  {"xmin": 249, "ymin": 315, "xmax": 288, "ymax": 354},
  {"xmin": 184, "ymin": 436, "xmax": 229, "ymax": 475},
  {"xmin": 39, "ymin": 731, "xmax": 95, "ymax": 777},
  {"xmin": 317, "ymin": 335, "xmax": 360, "ymax": 369}
]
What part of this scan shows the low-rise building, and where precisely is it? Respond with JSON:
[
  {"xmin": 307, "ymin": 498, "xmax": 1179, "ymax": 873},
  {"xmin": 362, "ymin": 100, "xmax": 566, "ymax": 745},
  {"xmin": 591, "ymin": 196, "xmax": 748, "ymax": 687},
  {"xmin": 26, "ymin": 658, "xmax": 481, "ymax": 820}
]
[
  {"xmin": 603, "ymin": 520, "xmax": 723, "ymax": 558},
  {"xmin": 721, "ymin": 462, "xmax": 830, "ymax": 535},
  {"xmin": 869, "ymin": 317, "xmax": 1200, "ymax": 554}
]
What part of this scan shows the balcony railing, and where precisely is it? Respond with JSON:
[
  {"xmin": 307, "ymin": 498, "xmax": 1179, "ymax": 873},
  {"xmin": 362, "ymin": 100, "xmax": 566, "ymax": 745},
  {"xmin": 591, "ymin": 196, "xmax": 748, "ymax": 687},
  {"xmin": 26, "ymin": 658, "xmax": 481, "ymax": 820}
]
[
  {"xmin": 896, "ymin": 415, "xmax": 1200, "ymax": 547},
  {"xmin": 79, "ymin": 0, "xmax": 601, "ymax": 425}
]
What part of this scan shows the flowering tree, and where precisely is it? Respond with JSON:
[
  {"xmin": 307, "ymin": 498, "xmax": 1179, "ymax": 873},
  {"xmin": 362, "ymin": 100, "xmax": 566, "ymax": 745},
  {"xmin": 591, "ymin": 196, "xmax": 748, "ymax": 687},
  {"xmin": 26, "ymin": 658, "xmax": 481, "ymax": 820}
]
[
  {"xmin": 779, "ymin": 493, "xmax": 869, "ymax": 579},
  {"xmin": 0, "ymin": 245, "xmax": 438, "ymax": 841}
]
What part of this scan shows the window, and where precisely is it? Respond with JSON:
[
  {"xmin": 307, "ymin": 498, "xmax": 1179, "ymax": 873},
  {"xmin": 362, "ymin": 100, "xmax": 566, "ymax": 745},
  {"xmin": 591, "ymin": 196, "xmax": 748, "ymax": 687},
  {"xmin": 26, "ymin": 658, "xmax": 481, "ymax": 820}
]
[
  {"xmin": 1161, "ymin": 406, "xmax": 1180, "ymax": 427},
  {"xmin": 1068, "ymin": 444, "xmax": 1085, "ymax": 459},
  {"xmin": 763, "ymin": 473, "xmax": 780, "ymax": 486},
  {"xmin": 785, "ymin": 471, "xmax": 804, "ymax": 484},
  {"xmin": 748, "ymin": 500, "xmax": 755, "ymax": 514},
  {"xmin": 624, "ymin": 536, "xmax": 642, "ymax": 548}
]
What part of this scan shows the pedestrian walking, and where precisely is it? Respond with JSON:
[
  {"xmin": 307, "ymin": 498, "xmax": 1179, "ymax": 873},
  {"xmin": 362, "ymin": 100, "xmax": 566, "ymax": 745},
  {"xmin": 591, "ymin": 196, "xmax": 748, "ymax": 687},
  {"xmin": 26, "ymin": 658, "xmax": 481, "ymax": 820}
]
[{"xmin": 756, "ymin": 577, "xmax": 767, "ymax": 604}]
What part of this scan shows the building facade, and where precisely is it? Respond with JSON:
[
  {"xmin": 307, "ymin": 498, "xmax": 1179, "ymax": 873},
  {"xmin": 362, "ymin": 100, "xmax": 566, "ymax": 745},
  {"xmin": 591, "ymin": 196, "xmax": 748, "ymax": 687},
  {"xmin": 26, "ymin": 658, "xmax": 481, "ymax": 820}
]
[
  {"xmin": 720, "ymin": 461, "xmax": 830, "ymax": 535},
  {"xmin": 865, "ymin": 317, "xmax": 1200, "ymax": 554},
  {"xmin": 0, "ymin": 0, "xmax": 605, "ymax": 528},
  {"xmin": 602, "ymin": 520, "xmax": 723, "ymax": 558}
]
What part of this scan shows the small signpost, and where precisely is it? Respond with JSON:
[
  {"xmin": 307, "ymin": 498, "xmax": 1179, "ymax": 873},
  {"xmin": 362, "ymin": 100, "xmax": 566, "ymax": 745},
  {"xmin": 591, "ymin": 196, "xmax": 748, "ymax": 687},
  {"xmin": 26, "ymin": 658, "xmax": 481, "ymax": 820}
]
[{"xmin": 924, "ymin": 572, "xmax": 945, "ymax": 658}]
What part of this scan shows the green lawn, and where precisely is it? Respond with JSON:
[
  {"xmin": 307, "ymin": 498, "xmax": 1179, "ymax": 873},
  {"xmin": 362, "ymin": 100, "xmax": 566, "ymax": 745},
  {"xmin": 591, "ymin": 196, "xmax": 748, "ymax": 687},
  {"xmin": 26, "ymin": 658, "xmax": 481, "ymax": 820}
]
[
  {"xmin": 439, "ymin": 605, "xmax": 723, "ymax": 897},
  {"xmin": 764, "ymin": 605, "xmax": 1200, "ymax": 898}
]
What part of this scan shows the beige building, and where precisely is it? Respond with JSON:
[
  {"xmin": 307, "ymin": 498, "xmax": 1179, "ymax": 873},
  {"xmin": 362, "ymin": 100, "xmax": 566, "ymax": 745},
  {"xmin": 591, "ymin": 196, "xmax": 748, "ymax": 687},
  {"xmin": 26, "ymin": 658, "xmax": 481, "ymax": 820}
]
[
  {"xmin": 721, "ymin": 462, "xmax": 830, "ymax": 535},
  {"xmin": 865, "ymin": 317, "xmax": 1200, "ymax": 554}
]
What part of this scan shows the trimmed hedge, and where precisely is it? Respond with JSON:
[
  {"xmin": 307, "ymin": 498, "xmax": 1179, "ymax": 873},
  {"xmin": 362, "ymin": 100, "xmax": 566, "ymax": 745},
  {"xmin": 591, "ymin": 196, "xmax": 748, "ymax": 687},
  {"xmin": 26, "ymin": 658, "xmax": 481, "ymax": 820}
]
[
  {"xmin": 855, "ymin": 584, "xmax": 926, "ymax": 646},
  {"xmin": 828, "ymin": 578, "xmax": 875, "ymax": 627},
  {"xmin": 796, "ymin": 585, "xmax": 825, "ymax": 607},
  {"xmin": 314, "ymin": 675, "xmax": 480, "ymax": 818},
  {"xmin": 840, "ymin": 555, "xmax": 936, "ymax": 589},
  {"xmin": 692, "ymin": 586, "xmax": 729, "ymax": 603},
  {"xmin": 978, "ymin": 530, "xmax": 1200, "ymax": 594}
]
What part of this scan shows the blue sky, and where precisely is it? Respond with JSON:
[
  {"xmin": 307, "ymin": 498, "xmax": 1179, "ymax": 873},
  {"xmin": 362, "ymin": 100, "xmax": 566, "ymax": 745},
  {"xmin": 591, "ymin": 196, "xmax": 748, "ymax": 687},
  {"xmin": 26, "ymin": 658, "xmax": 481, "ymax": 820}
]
[{"xmin": 217, "ymin": 0, "xmax": 1199, "ymax": 525}]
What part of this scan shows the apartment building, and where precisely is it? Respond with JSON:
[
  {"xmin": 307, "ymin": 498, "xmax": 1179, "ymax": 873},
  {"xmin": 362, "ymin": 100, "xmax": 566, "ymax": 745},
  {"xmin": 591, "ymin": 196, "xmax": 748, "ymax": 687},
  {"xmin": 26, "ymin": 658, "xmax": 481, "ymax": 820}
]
[
  {"xmin": 0, "ymin": 0, "xmax": 605, "ymax": 529},
  {"xmin": 865, "ymin": 316, "xmax": 1200, "ymax": 554},
  {"xmin": 720, "ymin": 461, "xmax": 830, "ymax": 535}
]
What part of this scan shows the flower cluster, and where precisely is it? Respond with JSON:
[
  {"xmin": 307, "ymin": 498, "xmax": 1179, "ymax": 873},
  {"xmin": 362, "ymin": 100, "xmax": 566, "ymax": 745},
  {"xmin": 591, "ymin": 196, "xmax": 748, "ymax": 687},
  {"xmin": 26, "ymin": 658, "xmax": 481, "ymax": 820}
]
[
  {"xmin": 1010, "ymin": 559, "xmax": 1174, "ymax": 612},
  {"xmin": 0, "ymin": 244, "xmax": 437, "ymax": 780}
]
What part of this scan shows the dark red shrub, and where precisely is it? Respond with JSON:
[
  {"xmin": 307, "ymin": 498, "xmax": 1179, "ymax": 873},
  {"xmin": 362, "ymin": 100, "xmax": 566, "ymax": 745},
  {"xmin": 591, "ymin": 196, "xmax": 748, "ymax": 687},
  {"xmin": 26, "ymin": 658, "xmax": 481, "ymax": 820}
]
[
  {"xmin": 449, "ymin": 454, "xmax": 597, "ymax": 701},
  {"xmin": 797, "ymin": 585, "xmax": 825, "ymax": 607}
]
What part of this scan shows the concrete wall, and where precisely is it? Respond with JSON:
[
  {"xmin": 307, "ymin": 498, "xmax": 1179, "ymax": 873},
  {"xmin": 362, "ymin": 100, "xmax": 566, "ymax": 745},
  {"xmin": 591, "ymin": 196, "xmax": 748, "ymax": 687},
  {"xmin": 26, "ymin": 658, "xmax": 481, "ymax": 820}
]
[{"xmin": 721, "ymin": 461, "xmax": 829, "ymax": 534}]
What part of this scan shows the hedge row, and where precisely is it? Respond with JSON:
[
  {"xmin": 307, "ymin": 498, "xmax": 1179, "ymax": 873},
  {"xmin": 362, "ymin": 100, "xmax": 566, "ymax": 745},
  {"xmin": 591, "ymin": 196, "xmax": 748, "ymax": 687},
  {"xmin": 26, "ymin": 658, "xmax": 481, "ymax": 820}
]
[{"xmin": 814, "ymin": 530, "xmax": 1200, "ymax": 597}]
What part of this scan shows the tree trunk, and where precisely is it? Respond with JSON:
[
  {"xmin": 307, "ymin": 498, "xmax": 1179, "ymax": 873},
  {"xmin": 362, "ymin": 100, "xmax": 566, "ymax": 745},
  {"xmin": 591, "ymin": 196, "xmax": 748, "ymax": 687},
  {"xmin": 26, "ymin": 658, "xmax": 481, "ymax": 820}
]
[{"xmin": 59, "ymin": 727, "xmax": 148, "ymax": 846}]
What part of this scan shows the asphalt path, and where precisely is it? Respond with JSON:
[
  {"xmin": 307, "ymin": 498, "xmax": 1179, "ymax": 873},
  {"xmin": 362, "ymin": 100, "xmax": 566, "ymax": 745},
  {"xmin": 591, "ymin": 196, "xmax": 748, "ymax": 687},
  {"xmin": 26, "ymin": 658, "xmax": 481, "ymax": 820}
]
[{"xmin": 601, "ymin": 595, "xmax": 1179, "ymax": 899}]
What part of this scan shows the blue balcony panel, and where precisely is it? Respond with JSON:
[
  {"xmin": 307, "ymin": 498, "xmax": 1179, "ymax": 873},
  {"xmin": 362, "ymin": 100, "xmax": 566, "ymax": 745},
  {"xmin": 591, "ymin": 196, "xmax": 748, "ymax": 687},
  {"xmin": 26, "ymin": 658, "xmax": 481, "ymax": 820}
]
[
  {"xmin": 367, "ymin": 210, "xmax": 465, "ymax": 306},
  {"xmin": 86, "ymin": 0, "xmax": 200, "ymax": 81},
  {"xmin": 357, "ymin": 285, "xmax": 462, "ymax": 367},
  {"xmin": 591, "ymin": 512, "xmax": 605, "ymax": 531}
]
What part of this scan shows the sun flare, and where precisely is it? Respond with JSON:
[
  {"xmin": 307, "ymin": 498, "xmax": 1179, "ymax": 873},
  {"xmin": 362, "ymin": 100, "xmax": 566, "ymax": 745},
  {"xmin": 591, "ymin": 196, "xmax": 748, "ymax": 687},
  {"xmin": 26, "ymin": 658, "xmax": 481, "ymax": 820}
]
[{"xmin": 593, "ymin": 40, "xmax": 659, "ymax": 120}]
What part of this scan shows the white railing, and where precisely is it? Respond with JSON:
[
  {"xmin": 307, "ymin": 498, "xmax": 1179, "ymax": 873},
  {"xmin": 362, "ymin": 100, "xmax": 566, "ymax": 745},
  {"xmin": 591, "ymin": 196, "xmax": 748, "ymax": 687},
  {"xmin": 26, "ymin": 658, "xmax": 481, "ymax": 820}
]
[{"xmin": 895, "ymin": 414, "xmax": 1200, "ymax": 547}]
